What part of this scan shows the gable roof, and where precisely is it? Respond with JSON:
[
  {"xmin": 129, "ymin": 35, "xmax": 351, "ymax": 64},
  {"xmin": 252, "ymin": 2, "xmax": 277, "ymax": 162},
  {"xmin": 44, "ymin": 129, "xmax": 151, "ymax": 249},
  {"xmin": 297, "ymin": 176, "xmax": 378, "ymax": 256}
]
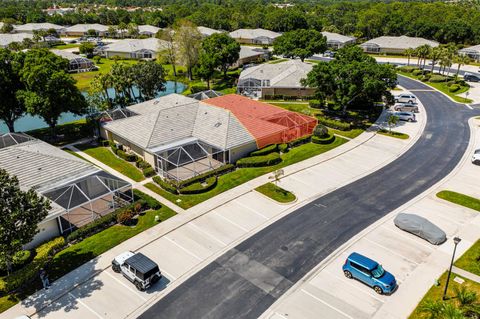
[
  {"xmin": 459, "ymin": 44, "xmax": 480, "ymax": 54},
  {"xmin": 239, "ymin": 46, "xmax": 268, "ymax": 60},
  {"xmin": 103, "ymin": 38, "xmax": 168, "ymax": 53},
  {"xmin": 138, "ymin": 25, "xmax": 160, "ymax": 34},
  {"xmin": 321, "ymin": 31, "xmax": 356, "ymax": 44},
  {"xmin": 64, "ymin": 24, "xmax": 109, "ymax": 33},
  {"xmin": 198, "ymin": 26, "xmax": 221, "ymax": 37},
  {"xmin": 239, "ymin": 59, "xmax": 312, "ymax": 88},
  {"xmin": 229, "ymin": 28, "xmax": 281, "ymax": 40},
  {"xmin": 361, "ymin": 35, "xmax": 439, "ymax": 50}
]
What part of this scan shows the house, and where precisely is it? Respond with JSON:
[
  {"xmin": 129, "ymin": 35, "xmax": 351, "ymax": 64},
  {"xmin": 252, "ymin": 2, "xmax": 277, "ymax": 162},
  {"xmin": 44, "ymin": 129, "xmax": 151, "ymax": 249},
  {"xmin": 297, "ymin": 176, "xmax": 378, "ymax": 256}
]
[
  {"xmin": 0, "ymin": 133, "xmax": 132, "ymax": 247},
  {"xmin": 100, "ymin": 94, "xmax": 316, "ymax": 181},
  {"xmin": 138, "ymin": 25, "xmax": 161, "ymax": 37},
  {"xmin": 237, "ymin": 59, "xmax": 315, "ymax": 98},
  {"xmin": 51, "ymin": 49, "xmax": 97, "ymax": 72},
  {"xmin": 459, "ymin": 45, "xmax": 480, "ymax": 61},
  {"xmin": 13, "ymin": 23, "xmax": 65, "ymax": 34},
  {"xmin": 102, "ymin": 38, "xmax": 169, "ymax": 59},
  {"xmin": 188, "ymin": 90, "xmax": 223, "ymax": 101},
  {"xmin": 197, "ymin": 26, "xmax": 221, "ymax": 37},
  {"xmin": 233, "ymin": 46, "xmax": 270, "ymax": 67},
  {"xmin": 229, "ymin": 28, "xmax": 281, "ymax": 45},
  {"xmin": 360, "ymin": 35, "xmax": 439, "ymax": 54},
  {"xmin": 0, "ymin": 33, "xmax": 34, "ymax": 48},
  {"xmin": 321, "ymin": 31, "xmax": 356, "ymax": 49},
  {"xmin": 63, "ymin": 24, "xmax": 109, "ymax": 37}
]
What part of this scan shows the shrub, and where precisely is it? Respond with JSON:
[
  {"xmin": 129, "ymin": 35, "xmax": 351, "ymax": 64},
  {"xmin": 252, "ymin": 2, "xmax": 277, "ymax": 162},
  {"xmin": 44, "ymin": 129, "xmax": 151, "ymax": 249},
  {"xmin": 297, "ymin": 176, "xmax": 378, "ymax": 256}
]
[
  {"xmin": 398, "ymin": 66, "xmax": 418, "ymax": 73},
  {"xmin": 236, "ymin": 152, "xmax": 282, "ymax": 168},
  {"xmin": 116, "ymin": 149, "xmax": 138, "ymax": 162},
  {"xmin": 250, "ymin": 144, "xmax": 278, "ymax": 156},
  {"xmin": 317, "ymin": 117, "xmax": 351, "ymax": 131},
  {"xmin": 412, "ymin": 69, "xmax": 424, "ymax": 76},
  {"xmin": 457, "ymin": 80, "xmax": 467, "ymax": 86},
  {"xmin": 177, "ymin": 164, "xmax": 235, "ymax": 188},
  {"xmin": 420, "ymin": 74, "xmax": 431, "ymax": 82},
  {"xmin": 179, "ymin": 177, "xmax": 217, "ymax": 194},
  {"xmin": 0, "ymin": 250, "xmax": 32, "ymax": 275},
  {"xmin": 447, "ymin": 80, "xmax": 456, "ymax": 87},
  {"xmin": 153, "ymin": 176, "xmax": 178, "ymax": 194},
  {"xmin": 288, "ymin": 135, "xmax": 312, "ymax": 148},
  {"xmin": 309, "ymin": 99, "xmax": 323, "ymax": 108},
  {"xmin": 312, "ymin": 134, "xmax": 335, "ymax": 144},
  {"xmin": 133, "ymin": 202, "xmax": 143, "ymax": 213},
  {"xmin": 142, "ymin": 166, "xmax": 156, "ymax": 177},
  {"xmin": 136, "ymin": 159, "xmax": 151, "ymax": 169},
  {"xmin": 449, "ymin": 84, "xmax": 461, "ymax": 92},
  {"xmin": 313, "ymin": 124, "xmax": 328, "ymax": 138},
  {"xmin": 278, "ymin": 143, "xmax": 288, "ymax": 153},
  {"xmin": 133, "ymin": 189, "xmax": 161, "ymax": 209},
  {"xmin": 429, "ymin": 74, "xmax": 447, "ymax": 82},
  {"xmin": 117, "ymin": 209, "xmax": 134, "ymax": 225},
  {"xmin": 109, "ymin": 141, "xmax": 119, "ymax": 154}
]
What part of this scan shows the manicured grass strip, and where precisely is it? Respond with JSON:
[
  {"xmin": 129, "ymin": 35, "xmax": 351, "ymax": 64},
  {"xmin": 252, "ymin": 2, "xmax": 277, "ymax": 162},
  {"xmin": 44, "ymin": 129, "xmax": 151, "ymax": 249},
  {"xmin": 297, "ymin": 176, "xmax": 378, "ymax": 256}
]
[
  {"xmin": 409, "ymin": 272, "xmax": 480, "ymax": 319},
  {"xmin": 255, "ymin": 182, "xmax": 296, "ymax": 203},
  {"xmin": 455, "ymin": 239, "xmax": 480, "ymax": 276},
  {"xmin": 76, "ymin": 145, "xmax": 145, "ymax": 182},
  {"xmin": 0, "ymin": 295, "xmax": 21, "ymax": 314},
  {"xmin": 48, "ymin": 207, "xmax": 176, "ymax": 280},
  {"xmin": 377, "ymin": 129, "xmax": 409, "ymax": 139},
  {"xmin": 147, "ymin": 139, "xmax": 347, "ymax": 209},
  {"xmin": 436, "ymin": 190, "xmax": 480, "ymax": 212},
  {"xmin": 328, "ymin": 127, "xmax": 365, "ymax": 139},
  {"xmin": 268, "ymin": 102, "xmax": 320, "ymax": 116}
]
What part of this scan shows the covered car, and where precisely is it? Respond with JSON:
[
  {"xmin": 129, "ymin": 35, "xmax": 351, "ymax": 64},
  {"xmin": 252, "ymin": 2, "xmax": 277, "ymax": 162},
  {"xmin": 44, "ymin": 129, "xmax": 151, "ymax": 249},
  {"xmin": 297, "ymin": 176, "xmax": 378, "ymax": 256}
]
[{"xmin": 394, "ymin": 213, "xmax": 447, "ymax": 245}]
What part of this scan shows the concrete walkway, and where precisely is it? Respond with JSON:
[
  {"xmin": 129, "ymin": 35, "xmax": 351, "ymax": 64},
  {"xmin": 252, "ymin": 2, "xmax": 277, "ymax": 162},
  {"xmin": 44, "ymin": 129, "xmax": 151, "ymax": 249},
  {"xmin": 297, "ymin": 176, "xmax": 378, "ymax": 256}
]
[
  {"xmin": 1, "ymin": 89, "xmax": 426, "ymax": 319},
  {"xmin": 452, "ymin": 266, "xmax": 480, "ymax": 284}
]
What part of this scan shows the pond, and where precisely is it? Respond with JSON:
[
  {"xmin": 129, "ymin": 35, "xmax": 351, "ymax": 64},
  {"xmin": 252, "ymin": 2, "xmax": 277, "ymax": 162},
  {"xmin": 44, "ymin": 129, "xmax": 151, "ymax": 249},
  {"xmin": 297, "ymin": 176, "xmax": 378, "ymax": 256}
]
[{"xmin": 0, "ymin": 81, "xmax": 186, "ymax": 133}]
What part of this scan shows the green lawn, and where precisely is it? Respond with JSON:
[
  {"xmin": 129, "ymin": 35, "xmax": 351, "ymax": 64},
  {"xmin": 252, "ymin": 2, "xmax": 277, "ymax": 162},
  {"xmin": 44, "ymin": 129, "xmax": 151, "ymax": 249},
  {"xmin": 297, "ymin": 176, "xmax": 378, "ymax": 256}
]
[
  {"xmin": 409, "ymin": 272, "xmax": 480, "ymax": 319},
  {"xmin": 328, "ymin": 127, "xmax": 365, "ymax": 139},
  {"xmin": 76, "ymin": 144, "xmax": 145, "ymax": 182},
  {"xmin": 72, "ymin": 58, "xmax": 138, "ymax": 91},
  {"xmin": 255, "ymin": 182, "xmax": 296, "ymax": 203},
  {"xmin": 267, "ymin": 102, "xmax": 321, "ymax": 116},
  {"xmin": 436, "ymin": 190, "xmax": 480, "ymax": 212},
  {"xmin": 0, "ymin": 295, "xmax": 20, "ymax": 313},
  {"xmin": 397, "ymin": 71, "xmax": 472, "ymax": 103},
  {"xmin": 146, "ymin": 139, "xmax": 347, "ymax": 209},
  {"xmin": 377, "ymin": 129, "xmax": 410, "ymax": 139},
  {"xmin": 455, "ymin": 239, "xmax": 480, "ymax": 276},
  {"xmin": 52, "ymin": 43, "xmax": 80, "ymax": 50}
]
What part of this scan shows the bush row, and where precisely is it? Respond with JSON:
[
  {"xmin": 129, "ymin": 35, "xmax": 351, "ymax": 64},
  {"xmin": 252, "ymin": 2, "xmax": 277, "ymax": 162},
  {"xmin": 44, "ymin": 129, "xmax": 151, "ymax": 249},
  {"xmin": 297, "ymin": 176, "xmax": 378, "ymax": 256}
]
[
  {"xmin": 0, "ymin": 250, "xmax": 32, "ymax": 276},
  {"xmin": 449, "ymin": 84, "xmax": 461, "ymax": 92},
  {"xmin": 317, "ymin": 117, "xmax": 351, "ymax": 131},
  {"xmin": 429, "ymin": 74, "xmax": 447, "ymax": 82},
  {"xmin": 153, "ymin": 176, "xmax": 178, "ymax": 194},
  {"xmin": 236, "ymin": 152, "xmax": 282, "ymax": 168},
  {"xmin": 288, "ymin": 135, "xmax": 312, "ymax": 148},
  {"xmin": 133, "ymin": 189, "xmax": 162, "ymax": 209},
  {"xmin": 178, "ymin": 164, "xmax": 235, "ymax": 188},
  {"xmin": 312, "ymin": 134, "xmax": 336, "ymax": 144},
  {"xmin": 142, "ymin": 167, "xmax": 156, "ymax": 177},
  {"xmin": 116, "ymin": 149, "xmax": 138, "ymax": 162},
  {"xmin": 179, "ymin": 177, "xmax": 217, "ymax": 195},
  {"xmin": 250, "ymin": 144, "xmax": 278, "ymax": 156},
  {"xmin": 398, "ymin": 66, "xmax": 419, "ymax": 73},
  {"xmin": 278, "ymin": 143, "xmax": 288, "ymax": 153}
]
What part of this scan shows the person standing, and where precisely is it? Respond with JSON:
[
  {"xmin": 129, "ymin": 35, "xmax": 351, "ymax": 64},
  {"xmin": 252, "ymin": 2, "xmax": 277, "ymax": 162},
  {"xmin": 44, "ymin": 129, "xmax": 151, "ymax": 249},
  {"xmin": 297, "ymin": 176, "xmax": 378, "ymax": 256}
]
[{"xmin": 39, "ymin": 268, "xmax": 50, "ymax": 290}]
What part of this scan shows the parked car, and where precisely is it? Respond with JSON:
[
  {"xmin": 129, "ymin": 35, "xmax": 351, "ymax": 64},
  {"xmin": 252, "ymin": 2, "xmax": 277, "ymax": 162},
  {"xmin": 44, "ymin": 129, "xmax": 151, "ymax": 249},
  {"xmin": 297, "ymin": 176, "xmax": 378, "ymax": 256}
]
[
  {"xmin": 112, "ymin": 251, "xmax": 162, "ymax": 291},
  {"xmin": 323, "ymin": 50, "xmax": 335, "ymax": 58},
  {"xmin": 472, "ymin": 149, "xmax": 480, "ymax": 164},
  {"xmin": 394, "ymin": 93, "xmax": 417, "ymax": 104},
  {"xmin": 464, "ymin": 73, "xmax": 480, "ymax": 82},
  {"xmin": 343, "ymin": 252, "xmax": 397, "ymax": 295},
  {"xmin": 394, "ymin": 103, "xmax": 419, "ymax": 113},
  {"xmin": 394, "ymin": 111, "xmax": 416, "ymax": 122},
  {"xmin": 394, "ymin": 213, "xmax": 447, "ymax": 245}
]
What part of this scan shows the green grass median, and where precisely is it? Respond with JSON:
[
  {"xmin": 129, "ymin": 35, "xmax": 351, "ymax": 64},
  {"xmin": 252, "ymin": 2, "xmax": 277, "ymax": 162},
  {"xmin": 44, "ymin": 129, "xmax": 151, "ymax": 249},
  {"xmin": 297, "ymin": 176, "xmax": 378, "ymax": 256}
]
[{"xmin": 255, "ymin": 183, "xmax": 296, "ymax": 203}]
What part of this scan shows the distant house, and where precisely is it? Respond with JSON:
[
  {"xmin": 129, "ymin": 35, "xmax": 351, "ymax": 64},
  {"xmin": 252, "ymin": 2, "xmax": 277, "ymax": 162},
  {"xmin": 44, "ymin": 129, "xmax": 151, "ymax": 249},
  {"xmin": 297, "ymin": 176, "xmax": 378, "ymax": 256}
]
[
  {"xmin": 13, "ymin": 23, "xmax": 65, "ymax": 34},
  {"xmin": 321, "ymin": 31, "xmax": 356, "ymax": 49},
  {"xmin": 51, "ymin": 49, "xmax": 96, "ymax": 72},
  {"xmin": 64, "ymin": 24, "xmax": 109, "ymax": 37},
  {"xmin": 237, "ymin": 59, "xmax": 315, "ymax": 99},
  {"xmin": 0, "ymin": 33, "xmax": 34, "ymax": 48},
  {"xmin": 138, "ymin": 25, "xmax": 161, "ymax": 37},
  {"xmin": 234, "ymin": 46, "xmax": 270, "ymax": 67},
  {"xmin": 197, "ymin": 26, "xmax": 221, "ymax": 37},
  {"xmin": 229, "ymin": 28, "xmax": 281, "ymax": 45},
  {"xmin": 102, "ymin": 38, "xmax": 169, "ymax": 59},
  {"xmin": 459, "ymin": 45, "xmax": 480, "ymax": 61},
  {"xmin": 0, "ymin": 133, "xmax": 132, "ymax": 247},
  {"xmin": 360, "ymin": 35, "xmax": 439, "ymax": 54}
]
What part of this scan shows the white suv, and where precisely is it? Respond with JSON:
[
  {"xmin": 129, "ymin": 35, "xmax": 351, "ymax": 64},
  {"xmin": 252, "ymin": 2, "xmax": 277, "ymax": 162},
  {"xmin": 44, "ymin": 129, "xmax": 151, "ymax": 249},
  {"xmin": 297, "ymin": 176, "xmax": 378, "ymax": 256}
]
[
  {"xmin": 395, "ymin": 94, "xmax": 417, "ymax": 104},
  {"xmin": 472, "ymin": 149, "xmax": 480, "ymax": 164},
  {"xmin": 112, "ymin": 251, "xmax": 162, "ymax": 291}
]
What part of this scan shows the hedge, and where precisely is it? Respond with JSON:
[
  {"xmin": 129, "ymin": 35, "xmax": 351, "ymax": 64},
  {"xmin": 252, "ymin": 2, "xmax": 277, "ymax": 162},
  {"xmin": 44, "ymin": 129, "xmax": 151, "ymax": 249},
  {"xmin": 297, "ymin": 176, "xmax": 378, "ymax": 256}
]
[
  {"xmin": 142, "ymin": 166, "xmax": 156, "ymax": 177},
  {"xmin": 317, "ymin": 117, "xmax": 351, "ymax": 131},
  {"xmin": 398, "ymin": 66, "xmax": 418, "ymax": 73},
  {"xmin": 236, "ymin": 152, "xmax": 282, "ymax": 168},
  {"xmin": 278, "ymin": 143, "xmax": 288, "ymax": 153},
  {"xmin": 177, "ymin": 164, "xmax": 235, "ymax": 188},
  {"xmin": 309, "ymin": 99, "xmax": 323, "ymax": 108},
  {"xmin": 312, "ymin": 134, "xmax": 336, "ymax": 144},
  {"xmin": 153, "ymin": 176, "xmax": 178, "ymax": 194},
  {"xmin": 412, "ymin": 69, "xmax": 424, "ymax": 76},
  {"xmin": 136, "ymin": 159, "xmax": 151, "ymax": 169},
  {"xmin": 429, "ymin": 74, "xmax": 447, "ymax": 82},
  {"xmin": 116, "ymin": 149, "xmax": 138, "ymax": 162},
  {"xmin": 288, "ymin": 135, "xmax": 312, "ymax": 148},
  {"xmin": 250, "ymin": 144, "xmax": 278, "ymax": 156},
  {"xmin": 179, "ymin": 177, "xmax": 217, "ymax": 194},
  {"xmin": 133, "ymin": 189, "xmax": 162, "ymax": 209},
  {"xmin": 420, "ymin": 74, "xmax": 431, "ymax": 82},
  {"xmin": 0, "ymin": 250, "xmax": 32, "ymax": 275},
  {"xmin": 449, "ymin": 84, "xmax": 461, "ymax": 92}
]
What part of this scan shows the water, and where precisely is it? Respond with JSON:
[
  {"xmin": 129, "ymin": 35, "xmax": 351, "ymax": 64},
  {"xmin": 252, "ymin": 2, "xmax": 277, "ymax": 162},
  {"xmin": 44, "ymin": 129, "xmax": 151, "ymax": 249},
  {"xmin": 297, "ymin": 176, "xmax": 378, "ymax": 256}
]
[{"xmin": 0, "ymin": 81, "xmax": 186, "ymax": 133}]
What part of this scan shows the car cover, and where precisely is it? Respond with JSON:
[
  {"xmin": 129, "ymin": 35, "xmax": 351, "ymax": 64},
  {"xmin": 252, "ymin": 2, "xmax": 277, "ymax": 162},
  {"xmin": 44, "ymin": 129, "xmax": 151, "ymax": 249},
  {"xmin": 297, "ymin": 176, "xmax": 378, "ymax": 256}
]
[{"xmin": 394, "ymin": 213, "xmax": 447, "ymax": 245}]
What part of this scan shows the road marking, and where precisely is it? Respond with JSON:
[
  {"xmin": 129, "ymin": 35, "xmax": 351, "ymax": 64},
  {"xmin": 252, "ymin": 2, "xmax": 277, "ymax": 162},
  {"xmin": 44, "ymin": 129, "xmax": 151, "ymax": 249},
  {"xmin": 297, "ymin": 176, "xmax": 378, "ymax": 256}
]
[
  {"xmin": 68, "ymin": 292, "xmax": 104, "ymax": 319},
  {"xmin": 301, "ymin": 289, "xmax": 354, "ymax": 319},
  {"xmin": 164, "ymin": 236, "xmax": 203, "ymax": 261},
  {"xmin": 188, "ymin": 222, "xmax": 228, "ymax": 246},
  {"xmin": 214, "ymin": 211, "xmax": 249, "ymax": 232},
  {"xmin": 272, "ymin": 312, "xmax": 289, "ymax": 319},
  {"xmin": 314, "ymin": 203, "xmax": 327, "ymax": 208},
  {"xmin": 379, "ymin": 224, "xmax": 434, "ymax": 251},
  {"xmin": 363, "ymin": 237, "xmax": 419, "ymax": 266},
  {"xmin": 104, "ymin": 271, "xmax": 147, "ymax": 301},
  {"xmin": 234, "ymin": 200, "xmax": 269, "ymax": 220}
]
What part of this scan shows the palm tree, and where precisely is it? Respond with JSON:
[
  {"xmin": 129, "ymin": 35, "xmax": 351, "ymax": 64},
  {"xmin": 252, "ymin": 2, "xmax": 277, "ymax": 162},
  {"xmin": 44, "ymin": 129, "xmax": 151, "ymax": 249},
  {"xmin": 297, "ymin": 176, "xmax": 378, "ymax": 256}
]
[
  {"xmin": 420, "ymin": 299, "xmax": 443, "ymax": 319},
  {"xmin": 416, "ymin": 44, "xmax": 431, "ymax": 71},
  {"xmin": 454, "ymin": 54, "xmax": 471, "ymax": 79},
  {"xmin": 441, "ymin": 303, "xmax": 466, "ymax": 319},
  {"xmin": 107, "ymin": 25, "xmax": 118, "ymax": 39},
  {"xmin": 127, "ymin": 23, "xmax": 139, "ymax": 39},
  {"xmin": 429, "ymin": 46, "xmax": 443, "ymax": 74},
  {"xmin": 405, "ymin": 48, "xmax": 415, "ymax": 66}
]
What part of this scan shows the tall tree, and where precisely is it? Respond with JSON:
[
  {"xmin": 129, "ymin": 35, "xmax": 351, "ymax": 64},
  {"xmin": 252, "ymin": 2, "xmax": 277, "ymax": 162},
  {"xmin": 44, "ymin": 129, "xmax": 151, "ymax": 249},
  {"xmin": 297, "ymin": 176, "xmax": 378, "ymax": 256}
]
[
  {"xmin": 429, "ymin": 46, "xmax": 443, "ymax": 73},
  {"xmin": 133, "ymin": 61, "xmax": 166, "ymax": 100},
  {"xmin": 174, "ymin": 20, "xmax": 202, "ymax": 80},
  {"xmin": 454, "ymin": 54, "xmax": 470, "ymax": 79},
  {"xmin": 201, "ymin": 32, "xmax": 240, "ymax": 77},
  {"xmin": 0, "ymin": 49, "xmax": 25, "ymax": 132},
  {"xmin": 195, "ymin": 51, "xmax": 217, "ymax": 89},
  {"xmin": 17, "ymin": 49, "xmax": 88, "ymax": 138},
  {"xmin": 273, "ymin": 29, "xmax": 327, "ymax": 62},
  {"xmin": 156, "ymin": 28, "xmax": 177, "ymax": 77},
  {"xmin": 404, "ymin": 48, "xmax": 415, "ymax": 66},
  {"xmin": 0, "ymin": 169, "xmax": 50, "ymax": 275}
]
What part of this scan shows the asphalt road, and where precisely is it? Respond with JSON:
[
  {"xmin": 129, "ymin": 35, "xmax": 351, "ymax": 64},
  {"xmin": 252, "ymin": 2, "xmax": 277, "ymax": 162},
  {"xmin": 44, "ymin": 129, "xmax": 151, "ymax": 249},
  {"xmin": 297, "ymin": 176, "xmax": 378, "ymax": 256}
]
[{"xmin": 139, "ymin": 76, "xmax": 478, "ymax": 319}]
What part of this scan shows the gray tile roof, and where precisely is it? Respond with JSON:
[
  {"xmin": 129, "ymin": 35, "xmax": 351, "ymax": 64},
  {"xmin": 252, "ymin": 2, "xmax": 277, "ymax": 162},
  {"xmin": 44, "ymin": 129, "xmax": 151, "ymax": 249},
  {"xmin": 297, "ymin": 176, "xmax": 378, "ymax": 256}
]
[
  {"xmin": 0, "ymin": 33, "xmax": 34, "ymax": 48},
  {"xmin": 229, "ymin": 28, "xmax": 281, "ymax": 40},
  {"xmin": 239, "ymin": 59, "xmax": 313, "ymax": 88},
  {"xmin": 103, "ymin": 94, "xmax": 255, "ymax": 151},
  {"xmin": 360, "ymin": 35, "xmax": 439, "ymax": 50},
  {"xmin": 239, "ymin": 46, "xmax": 267, "ymax": 59},
  {"xmin": 198, "ymin": 26, "xmax": 221, "ymax": 37},
  {"xmin": 321, "ymin": 31, "xmax": 356, "ymax": 44},
  {"xmin": 138, "ymin": 25, "xmax": 160, "ymax": 34},
  {"xmin": 14, "ymin": 23, "xmax": 64, "ymax": 32},
  {"xmin": 103, "ymin": 38, "xmax": 169, "ymax": 53},
  {"xmin": 50, "ymin": 49, "xmax": 90, "ymax": 61},
  {"xmin": 64, "ymin": 23, "xmax": 109, "ymax": 33},
  {"xmin": 459, "ymin": 45, "xmax": 480, "ymax": 54}
]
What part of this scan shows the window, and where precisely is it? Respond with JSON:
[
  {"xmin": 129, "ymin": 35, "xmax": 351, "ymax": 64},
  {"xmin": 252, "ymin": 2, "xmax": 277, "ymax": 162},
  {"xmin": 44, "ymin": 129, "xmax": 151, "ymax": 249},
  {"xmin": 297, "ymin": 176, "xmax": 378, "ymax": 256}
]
[{"xmin": 351, "ymin": 262, "xmax": 370, "ymax": 274}]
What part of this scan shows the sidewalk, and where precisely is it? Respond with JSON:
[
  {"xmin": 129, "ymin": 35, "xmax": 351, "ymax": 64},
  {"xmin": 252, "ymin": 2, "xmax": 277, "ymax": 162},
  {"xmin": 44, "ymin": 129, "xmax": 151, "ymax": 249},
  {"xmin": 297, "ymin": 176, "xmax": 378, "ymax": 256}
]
[
  {"xmin": 1, "ymin": 91, "xmax": 425, "ymax": 319},
  {"xmin": 452, "ymin": 266, "xmax": 480, "ymax": 284}
]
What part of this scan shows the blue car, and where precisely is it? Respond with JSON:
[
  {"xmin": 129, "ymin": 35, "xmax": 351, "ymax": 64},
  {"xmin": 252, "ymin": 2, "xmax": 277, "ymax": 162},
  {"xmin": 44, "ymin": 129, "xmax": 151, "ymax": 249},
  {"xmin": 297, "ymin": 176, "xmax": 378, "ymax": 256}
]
[{"xmin": 342, "ymin": 252, "xmax": 397, "ymax": 295}]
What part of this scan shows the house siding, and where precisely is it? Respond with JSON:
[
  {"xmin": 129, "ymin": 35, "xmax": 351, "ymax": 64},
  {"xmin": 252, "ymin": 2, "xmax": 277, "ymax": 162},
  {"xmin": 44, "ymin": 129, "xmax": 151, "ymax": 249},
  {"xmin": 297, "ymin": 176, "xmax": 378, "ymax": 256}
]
[
  {"xmin": 230, "ymin": 141, "xmax": 258, "ymax": 163},
  {"xmin": 25, "ymin": 219, "xmax": 60, "ymax": 249}
]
